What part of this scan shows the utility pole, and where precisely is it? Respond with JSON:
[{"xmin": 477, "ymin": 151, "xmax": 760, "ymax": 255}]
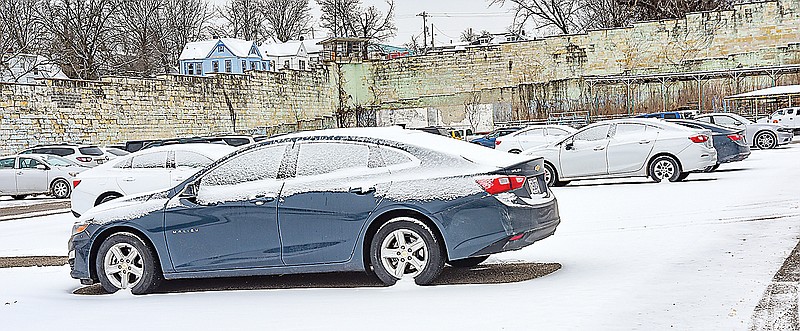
[
  {"xmin": 417, "ymin": 11, "xmax": 428, "ymax": 54},
  {"xmin": 431, "ymin": 23, "xmax": 435, "ymax": 49}
]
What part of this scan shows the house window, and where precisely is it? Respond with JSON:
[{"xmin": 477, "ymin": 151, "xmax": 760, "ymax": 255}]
[
  {"xmin": 263, "ymin": 61, "xmax": 268, "ymax": 71},
  {"xmin": 196, "ymin": 63, "xmax": 203, "ymax": 75},
  {"xmin": 218, "ymin": 45, "xmax": 225, "ymax": 53},
  {"xmin": 188, "ymin": 63, "xmax": 194, "ymax": 75},
  {"xmin": 250, "ymin": 61, "xmax": 256, "ymax": 70},
  {"xmin": 299, "ymin": 60, "xmax": 306, "ymax": 70},
  {"xmin": 225, "ymin": 60, "xmax": 232, "ymax": 73},
  {"xmin": 241, "ymin": 60, "xmax": 246, "ymax": 71},
  {"xmin": 284, "ymin": 60, "xmax": 290, "ymax": 69},
  {"xmin": 212, "ymin": 60, "xmax": 219, "ymax": 72}
]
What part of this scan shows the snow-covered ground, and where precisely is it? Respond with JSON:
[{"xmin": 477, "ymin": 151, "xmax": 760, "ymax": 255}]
[
  {"xmin": 2, "ymin": 143, "xmax": 800, "ymax": 330},
  {"xmin": 0, "ymin": 196, "xmax": 67, "ymax": 209}
]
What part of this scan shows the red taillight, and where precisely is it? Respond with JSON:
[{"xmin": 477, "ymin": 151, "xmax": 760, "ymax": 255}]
[
  {"xmin": 476, "ymin": 176, "xmax": 526, "ymax": 195},
  {"xmin": 727, "ymin": 134, "xmax": 743, "ymax": 141},
  {"xmin": 773, "ymin": 120, "xmax": 779, "ymax": 124},
  {"xmin": 689, "ymin": 134, "xmax": 709, "ymax": 143},
  {"xmin": 495, "ymin": 140, "xmax": 502, "ymax": 145},
  {"xmin": 72, "ymin": 180, "xmax": 81, "ymax": 188},
  {"xmin": 509, "ymin": 233, "xmax": 525, "ymax": 241},
  {"xmin": 76, "ymin": 157, "xmax": 92, "ymax": 162}
]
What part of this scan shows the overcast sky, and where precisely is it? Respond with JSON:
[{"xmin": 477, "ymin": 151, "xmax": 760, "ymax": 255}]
[{"xmin": 210, "ymin": 0, "xmax": 518, "ymax": 46}]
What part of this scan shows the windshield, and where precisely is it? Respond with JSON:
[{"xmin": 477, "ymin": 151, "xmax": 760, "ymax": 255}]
[
  {"xmin": 79, "ymin": 146, "xmax": 104, "ymax": 156},
  {"xmin": 44, "ymin": 155, "xmax": 79, "ymax": 167}
]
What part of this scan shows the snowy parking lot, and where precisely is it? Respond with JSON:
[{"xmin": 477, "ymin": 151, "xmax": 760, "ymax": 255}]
[{"xmin": 1, "ymin": 141, "xmax": 800, "ymax": 330}]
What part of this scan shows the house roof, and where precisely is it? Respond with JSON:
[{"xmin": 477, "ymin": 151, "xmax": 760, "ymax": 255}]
[
  {"xmin": 179, "ymin": 38, "xmax": 259, "ymax": 60},
  {"xmin": 303, "ymin": 38, "xmax": 326, "ymax": 54},
  {"xmin": 260, "ymin": 41, "xmax": 306, "ymax": 57}
]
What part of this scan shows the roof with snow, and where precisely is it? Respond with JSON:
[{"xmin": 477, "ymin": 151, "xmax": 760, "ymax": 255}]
[
  {"xmin": 727, "ymin": 85, "xmax": 800, "ymax": 99},
  {"xmin": 259, "ymin": 41, "xmax": 306, "ymax": 57},
  {"xmin": 179, "ymin": 38, "xmax": 260, "ymax": 60}
]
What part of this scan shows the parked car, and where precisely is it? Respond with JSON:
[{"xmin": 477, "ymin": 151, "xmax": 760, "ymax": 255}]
[
  {"xmin": 413, "ymin": 126, "xmax": 450, "ymax": 136},
  {"xmin": 495, "ymin": 125, "xmax": 577, "ymax": 153},
  {"xmin": 758, "ymin": 107, "xmax": 800, "ymax": 132},
  {"xmin": 0, "ymin": 154, "xmax": 87, "ymax": 199},
  {"xmin": 19, "ymin": 144, "xmax": 109, "ymax": 168},
  {"xmin": 140, "ymin": 137, "xmax": 212, "ymax": 150},
  {"xmin": 448, "ymin": 127, "xmax": 474, "ymax": 140},
  {"xmin": 102, "ymin": 147, "xmax": 130, "ymax": 159},
  {"xmin": 124, "ymin": 140, "xmax": 162, "ymax": 153},
  {"xmin": 70, "ymin": 144, "xmax": 236, "ymax": 217},
  {"xmin": 470, "ymin": 127, "xmax": 524, "ymax": 148},
  {"xmin": 667, "ymin": 119, "xmax": 751, "ymax": 172},
  {"xmin": 68, "ymin": 127, "xmax": 561, "ymax": 294},
  {"xmin": 695, "ymin": 113, "xmax": 793, "ymax": 149},
  {"xmin": 524, "ymin": 119, "xmax": 717, "ymax": 186},
  {"xmin": 205, "ymin": 135, "xmax": 255, "ymax": 147}
]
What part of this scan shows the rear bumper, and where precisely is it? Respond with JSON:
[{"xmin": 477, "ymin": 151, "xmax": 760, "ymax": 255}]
[
  {"xmin": 716, "ymin": 143, "xmax": 751, "ymax": 164},
  {"xmin": 777, "ymin": 131, "xmax": 794, "ymax": 145},
  {"xmin": 435, "ymin": 193, "xmax": 560, "ymax": 260}
]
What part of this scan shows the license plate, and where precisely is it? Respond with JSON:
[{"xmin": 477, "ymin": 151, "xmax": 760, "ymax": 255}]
[{"xmin": 529, "ymin": 177, "xmax": 542, "ymax": 194}]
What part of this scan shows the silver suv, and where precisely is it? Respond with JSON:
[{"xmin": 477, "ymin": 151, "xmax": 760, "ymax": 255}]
[{"xmin": 19, "ymin": 144, "xmax": 109, "ymax": 167}]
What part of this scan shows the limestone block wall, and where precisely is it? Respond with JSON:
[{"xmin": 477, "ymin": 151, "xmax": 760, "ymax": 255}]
[{"xmin": 0, "ymin": 70, "xmax": 336, "ymax": 156}]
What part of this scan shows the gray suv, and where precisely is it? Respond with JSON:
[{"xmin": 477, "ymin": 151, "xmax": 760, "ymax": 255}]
[{"xmin": 20, "ymin": 144, "xmax": 109, "ymax": 167}]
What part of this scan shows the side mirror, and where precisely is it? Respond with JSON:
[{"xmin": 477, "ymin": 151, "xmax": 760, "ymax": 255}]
[
  {"xmin": 35, "ymin": 164, "xmax": 48, "ymax": 170},
  {"xmin": 734, "ymin": 121, "xmax": 743, "ymax": 126},
  {"xmin": 180, "ymin": 181, "xmax": 199, "ymax": 198},
  {"xmin": 565, "ymin": 142, "xmax": 574, "ymax": 150}
]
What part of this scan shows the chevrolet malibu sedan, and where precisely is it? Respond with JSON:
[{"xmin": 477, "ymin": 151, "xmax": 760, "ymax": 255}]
[
  {"xmin": 695, "ymin": 113, "xmax": 793, "ymax": 149},
  {"xmin": 523, "ymin": 119, "xmax": 717, "ymax": 186},
  {"xmin": 70, "ymin": 144, "xmax": 236, "ymax": 217},
  {"xmin": 0, "ymin": 154, "xmax": 87, "ymax": 199},
  {"xmin": 68, "ymin": 127, "xmax": 561, "ymax": 294}
]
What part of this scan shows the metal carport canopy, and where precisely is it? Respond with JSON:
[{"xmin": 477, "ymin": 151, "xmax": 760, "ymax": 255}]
[{"xmin": 726, "ymin": 85, "xmax": 800, "ymax": 100}]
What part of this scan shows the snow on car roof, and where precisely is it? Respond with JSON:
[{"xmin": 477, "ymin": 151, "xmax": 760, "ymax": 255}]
[
  {"xmin": 280, "ymin": 126, "xmax": 537, "ymax": 169},
  {"xmin": 131, "ymin": 143, "xmax": 237, "ymax": 159}
]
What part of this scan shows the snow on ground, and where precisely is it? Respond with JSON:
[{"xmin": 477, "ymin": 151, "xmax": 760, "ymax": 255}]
[
  {"xmin": 0, "ymin": 213, "xmax": 75, "ymax": 257},
  {"xmin": 1, "ymin": 143, "xmax": 800, "ymax": 330},
  {"xmin": 0, "ymin": 196, "xmax": 67, "ymax": 209}
]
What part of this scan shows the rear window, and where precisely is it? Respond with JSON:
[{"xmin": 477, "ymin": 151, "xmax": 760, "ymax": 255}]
[
  {"xmin": 50, "ymin": 148, "xmax": 75, "ymax": 156},
  {"xmin": 222, "ymin": 138, "xmax": 251, "ymax": 146},
  {"xmin": 79, "ymin": 147, "xmax": 104, "ymax": 156},
  {"xmin": 0, "ymin": 158, "xmax": 14, "ymax": 169}
]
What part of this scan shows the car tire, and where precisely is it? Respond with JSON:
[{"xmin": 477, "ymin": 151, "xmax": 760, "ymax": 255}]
[
  {"xmin": 11, "ymin": 195, "xmax": 27, "ymax": 200},
  {"xmin": 544, "ymin": 163, "xmax": 568, "ymax": 187},
  {"xmin": 676, "ymin": 172, "xmax": 690, "ymax": 181},
  {"xmin": 649, "ymin": 156, "xmax": 682, "ymax": 183},
  {"xmin": 51, "ymin": 179, "xmax": 71, "ymax": 199},
  {"xmin": 754, "ymin": 131, "xmax": 777, "ymax": 150},
  {"xmin": 509, "ymin": 149, "xmax": 522, "ymax": 154},
  {"xmin": 97, "ymin": 193, "xmax": 122, "ymax": 205},
  {"xmin": 370, "ymin": 217, "xmax": 445, "ymax": 286},
  {"xmin": 96, "ymin": 232, "xmax": 162, "ymax": 295},
  {"xmin": 447, "ymin": 256, "xmax": 489, "ymax": 268}
]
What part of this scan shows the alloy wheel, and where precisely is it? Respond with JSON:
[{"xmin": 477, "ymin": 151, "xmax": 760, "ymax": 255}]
[
  {"xmin": 53, "ymin": 181, "xmax": 69, "ymax": 198},
  {"xmin": 380, "ymin": 229, "xmax": 428, "ymax": 279},
  {"xmin": 103, "ymin": 243, "xmax": 144, "ymax": 290},
  {"xmin": 756, "ymin": 133, "xmax": 775, "ymax": 149},
  {"xmin": 653, "ymin": 160, "xmax": 675, "ymax": 180}
]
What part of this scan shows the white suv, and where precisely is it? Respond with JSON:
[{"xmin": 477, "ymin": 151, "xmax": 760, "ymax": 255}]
[{"xmin": 19, "ymin": 144, "xmax": 109, "ymax": 167}]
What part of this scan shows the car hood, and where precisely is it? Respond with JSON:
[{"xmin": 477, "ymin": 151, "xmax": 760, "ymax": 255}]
[
  {"xmin": 78, "ymin": 189, "xmax": 170, "ymax": 225},
  {"xmin": 748, "ymin": 122, "xmax": 787, "ymax": 130}
]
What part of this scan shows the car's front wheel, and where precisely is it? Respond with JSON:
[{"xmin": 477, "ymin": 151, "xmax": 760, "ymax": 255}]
[
  {"xmin": 96, "ymin": 232, "xmax": 162, "ymax": 295},
  {"xmin": 370, "ymin": 217, "xmax": 445, "ymax": 286},
  {"xmin": 649, "ymin": 156, "xmax": 682, "ymax": 182},
  {"xmin": 51, "ymin": 179, "xmax": 71, "ymax": 199},
  {"xmin": 754, "ymin": 131, "xmax": 777, "ymax": 150}
]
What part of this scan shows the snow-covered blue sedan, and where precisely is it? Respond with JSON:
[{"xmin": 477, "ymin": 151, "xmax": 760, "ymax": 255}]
[{"xmin": 68, "ymin": 127, "xmax": 561, "ymax": 294}]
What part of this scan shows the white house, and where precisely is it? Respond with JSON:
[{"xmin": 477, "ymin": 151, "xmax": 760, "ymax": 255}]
[
  {"xmin": 178, "ymin": 38, "xmax": 269, "ymax": 76},
  {"xmin": 0, "ymin": 54, "xmax": 67, "ymax": 84},
  {"xmin": 259, "ymin": 40, "xmax": 310, "ymax": 71}
]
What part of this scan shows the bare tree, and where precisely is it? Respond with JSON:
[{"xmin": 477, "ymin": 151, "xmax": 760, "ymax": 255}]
[
  {"xmin": 215, "ymin": 0, "xmax": 269, "ymax": 42},
  {"xmin": 624, "ymin": 0, "xmax": 732, "ymax": 21},
  {"xmin": 37, "ymin": 0, "xmax": 119, "ymax": 80},
  {"xmin": 490, "ymin": 0, "xmax": 588, "ymax": 35},
  {"xmin": 262, "ymin": 0, "xmax": 312, "ymax": 42},
  {"xmin": 0, "ymin": 0, "xmax": 50, "ymax": 82},
  {"xmin": 460, "ymin": 28, "xmax": 479, "ymax": 43},
  {"xmin": 464, "ymin": 89, "xmax": 483, "ymax": 133},
  {"xmin": 109, "ymin": 0, "xmax": 170, "ymax": 76},
  {"xmin": 162, "ymin": 0, "xmax": 214, "ymax": 70},
  {"xmin": 583, "ymin": 0, "xmax": 632, "ymax": 30},
  {"xmin": 316, "ymin": 0, "xmax": 360, "ymax": 38},
  {"xmin": 352, "ymin": 0, "xmax": 396, "ymax": 42},
  {"xmin": 317, "ymin": 0, "xmax": 396, "ymax": 43},
  {"xmin": 404, "ymin": 34, "xmax": 421, "ymax": 54}
]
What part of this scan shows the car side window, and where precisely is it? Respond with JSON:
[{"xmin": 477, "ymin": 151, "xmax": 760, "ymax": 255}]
[
  {"xmin": 520, "ymin": 128, "xmax": 544, "ymax": 137},
  {"xmin": 573, "ymin": 125, "xmax": 610, "ymax": 142},
  {"xmin": 295, "ymin": 142, "xmax": 369, "ymax": 177},
  {"xmin": 202, "ymin": 144, "xmax": 287, "ymax": 186},
  {"xmin": 547, "ymin": 128, "xmax": 569, "ymax": 136},
  {"xmin": 130, "ymin": 152, "xmax": 167, "ymax": 169},
  {"xmin": 174, "ymin": 151, "xmax": 213, "ymax": 168},
  {"xmin": 713, "ymin": 116, "xmax": 738, "ymax": 126},
  {"xmin": 696, "ymin": 116, "xmax": 711, "ymax": 123},
  {"xmin": 0, "ymin": 158, "xmax": 14, "ymax": 169},
  {"xmin": 614, "ymin": 123, "xmax": 647, "ymax": 138},
  {"xmin": 788, "ymin": 109, "xmax": 794, "ymax": 115},
  {"xmin": 19, "ymin": 158, "xmax": 43, "ymax": 169},
  {"xmin": 380, "ymin": 146, "xmax": 415, "ymax": 167}
]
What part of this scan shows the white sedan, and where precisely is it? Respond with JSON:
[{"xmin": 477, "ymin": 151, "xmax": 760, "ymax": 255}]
[
  {"xmin": 0, "ymin": 154, "xmax": 88, "ymax": 199},
  {"xmin": 70, "ymin": 144, "xmax": 236, "ymax": 216},
  {"xmin": 495, "ymin": 125, "xmax": 577, "ymax": 153},
  {"xmin": 524, "ymin": 119, "xmax": 718, "ymax": 186}
]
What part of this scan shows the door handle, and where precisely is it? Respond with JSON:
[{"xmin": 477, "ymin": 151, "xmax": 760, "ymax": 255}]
[
  {"xmin": 16, "ymin": 171, "xmax": 23, "ymax": 175},
  {"xmin": 122, "ymin": 177, "xmax": 135, "ymax": 182},
  {"xmin": 249, "ymin": 194, "xmax": 276, "ymax": 205},
  {"xmin": 593, "ymin": 146, "xmax": 606, "ymax": 151},
  {"xmin": 638, "ymin": 140, "xmax": 651, "ymax": 144},
  {"xmin": 349, "ymin": 186, "xmax": 376, "ymax": 195}
]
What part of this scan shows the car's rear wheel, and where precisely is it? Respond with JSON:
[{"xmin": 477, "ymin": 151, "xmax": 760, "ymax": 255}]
[
  {"xmin": 370, "ymin": 217, "xmax": 444, "ymax": 286},
  {"xmin": 448, "ymin": 256, "xmax": 489, "ymax": 268},
  {"xmin": 755, "ymin": 131, "xmax": 777, "ymax": 150},
  {"xmin": 96, "ymin": 232, "xmax": 162, "ymax": 295},
  {"xmin": 649, "ymin": 156, "xmax": 682, "ymax": 182},
  {"xmin": 11, "ymin": 195, "xmax": 27, "ymax": 200},
  {"xmin": 544, "ymin": 163, "xmax": 569, "ymax": 187},
  {"xmin": 51, "ymin": 179, "xmax": 71, "ymax": 199}
]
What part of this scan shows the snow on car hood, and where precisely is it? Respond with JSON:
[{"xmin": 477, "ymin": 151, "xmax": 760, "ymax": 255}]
[{"xmin": 78, "ymin": 190, "xmax": 169, "ymax": 224}]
